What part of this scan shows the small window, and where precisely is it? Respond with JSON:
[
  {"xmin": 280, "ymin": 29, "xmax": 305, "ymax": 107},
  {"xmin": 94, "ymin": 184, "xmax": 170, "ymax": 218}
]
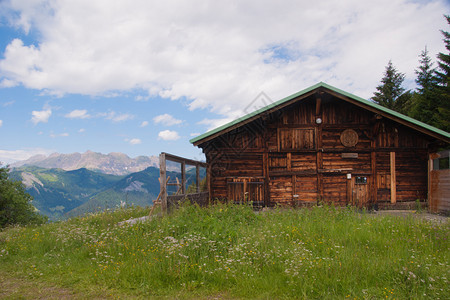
[
  {"xmin": 355, "ymin": 176, "xmax": 367, "ymax": 184},
  {"xmin": 433, "ymin": 157, "xmax": 449, "ymax": 170}
]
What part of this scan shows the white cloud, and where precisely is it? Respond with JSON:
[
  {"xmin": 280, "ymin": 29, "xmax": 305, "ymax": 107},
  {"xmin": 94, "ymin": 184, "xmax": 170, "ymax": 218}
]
[
  {"xmin": 78, "ymin": 128, "xmax": 85, "ymax": 133},
  {"xmin": 101, "ymin": 111, "xmax": 134, "ymax": 122},
  {"xmin": 127, "ymin": 138, "xmax": 142, "ymax": 145},
  {"xmin": 153, "ymin": 114, "xmax": 182, "ymax": 126},
  {"xmin": 65, "ymin": 109, "xmax": 90, "ymax": 119},
  {"xmin": 0, "ymin": 148, "xmax": 54, "ymax": 164},
  {"xmin": 190, "ymin": 132, "xmax": 200, "ymax": 137},
  {"xmin": 158, "ymin": 130, "xmax": 180, "ymax": 141},
  {"xmin": 1, "ymin": 0, "xmax": 449, "ymax": 125},
  {"xmin": 50, "ymin": 132, "xmax": 69, "ymax": 138},
  {"xmin": 31, "ymin": 109, "xmax": 51, "ymax": 124},
  {"xmin": 135, "ymin": 95, "xmax": 149, "ymax": 101},
  {"xmin": 0, "ymin": 120, "xmax": 2, "ymax": 127},
  {"xmin": 140, "ymin": 121, "xmax": 149, "ymax": 127},
  {"xmin": 198, "ymin": 117, "xmax": 235, "ymax": 131},
  {"xmin": 2, "ymin": 100, "xmax": 15, "ymax": 107},
  {"xmin": 0, "ymin": 78, "xmax": 17, "ymax": 88}
]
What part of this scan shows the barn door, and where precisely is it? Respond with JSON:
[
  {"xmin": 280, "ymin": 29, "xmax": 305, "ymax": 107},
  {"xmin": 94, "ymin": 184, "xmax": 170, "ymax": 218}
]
[
  {"xmin": 352, "ymin": 176, "xmax": 370, "ymax": 207},
  {"xmin": 227, "ymin": 177, "xmax": 264, "ymax": 205}
]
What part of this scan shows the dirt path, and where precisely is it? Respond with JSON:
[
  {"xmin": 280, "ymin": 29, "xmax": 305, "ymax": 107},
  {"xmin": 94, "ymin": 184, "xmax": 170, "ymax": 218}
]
[
  {"xmin": 0, "ymin": 272, "xmax": 78, "ymax": 299},
  {"xmin": 0, "ymin": 271, "xmax": 117, "ymax": 300}
]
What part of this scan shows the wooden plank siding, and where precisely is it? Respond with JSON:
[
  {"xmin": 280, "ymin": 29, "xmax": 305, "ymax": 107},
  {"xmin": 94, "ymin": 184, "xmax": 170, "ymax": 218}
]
[
  {"xmin": 430, "ymin": 169, "xmax": 450, "ymax": 213},
  {"xmin": 199, "ymin": 90, "xmax": 446, "ymax": 209}
]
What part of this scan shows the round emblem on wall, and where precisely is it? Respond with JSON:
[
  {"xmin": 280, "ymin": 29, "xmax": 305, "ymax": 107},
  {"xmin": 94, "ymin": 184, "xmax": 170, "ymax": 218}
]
[{"xmin": 340, "ymin": 129, "xmax": 359, "ymax": 147}]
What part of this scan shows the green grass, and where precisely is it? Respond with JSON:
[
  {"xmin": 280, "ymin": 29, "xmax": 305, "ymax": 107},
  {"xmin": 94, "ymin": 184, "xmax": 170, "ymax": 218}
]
[{"xmin": 0, "ymin": 204, "xmax": 448, "ymax": 299}]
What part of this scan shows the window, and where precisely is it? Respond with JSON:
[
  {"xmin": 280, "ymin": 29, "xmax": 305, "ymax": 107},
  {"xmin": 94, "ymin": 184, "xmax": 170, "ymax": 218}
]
[{"xmin": 355, "ymin": 176, "xmax": 367, "ymax": 184}]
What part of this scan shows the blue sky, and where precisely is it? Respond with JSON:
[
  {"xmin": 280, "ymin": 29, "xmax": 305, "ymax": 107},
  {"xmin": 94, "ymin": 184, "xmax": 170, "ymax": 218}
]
[{"xmin": 0, "ymin": 0, "xmax": 449, "ymax": 164}]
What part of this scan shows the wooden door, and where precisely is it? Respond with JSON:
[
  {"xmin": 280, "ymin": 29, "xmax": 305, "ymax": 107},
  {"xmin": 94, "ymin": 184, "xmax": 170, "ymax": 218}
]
[
  {"xmin": 352, "ymin": 176, "xmax": 370, "ymax": 207},
  {"xmin": 227, "ymin": 177, "xmax": 264, "ymax": 204}
]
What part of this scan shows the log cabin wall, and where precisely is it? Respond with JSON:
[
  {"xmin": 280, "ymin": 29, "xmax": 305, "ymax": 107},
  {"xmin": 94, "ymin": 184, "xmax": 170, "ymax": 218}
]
[{"xmin": 197, "ymin": 88, "xmax": 447, "ymax": 209}]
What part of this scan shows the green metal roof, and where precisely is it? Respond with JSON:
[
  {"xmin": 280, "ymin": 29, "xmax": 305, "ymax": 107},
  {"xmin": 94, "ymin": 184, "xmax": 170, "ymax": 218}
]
[{"xmin": 190, "ymin": 82, "xmax": 450, "ymax": 145}]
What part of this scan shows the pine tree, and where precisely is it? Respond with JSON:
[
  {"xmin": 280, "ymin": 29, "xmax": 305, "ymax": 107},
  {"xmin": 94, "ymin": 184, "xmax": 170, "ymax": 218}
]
[
  {"xmin": 434, "ymin": 15, "xmax": 450, "ymax": 132},
  {"xmin": 372, "ymin": 60, "xmax": 411, "ymax": 114},
  {"xmin": 0, "ymin": 165, "xmax": 47, "ymax": 227},
  {"xmin": 409, "ymin": 47, "xmax": 438, "ymax": 124}
]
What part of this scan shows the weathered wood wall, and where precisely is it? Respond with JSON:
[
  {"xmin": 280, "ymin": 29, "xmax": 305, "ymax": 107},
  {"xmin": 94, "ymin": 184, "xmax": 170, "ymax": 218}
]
[
  {"xmin": 429, "ymin": 151, "xmax": 450, "ymax": 214},
  {"xmin": 201, "ymin": 92, "xmax": 437, "ymax": 208},
  {"xmin": 429, "ymin": 169, "xmax": 450, "ymax": 213}
]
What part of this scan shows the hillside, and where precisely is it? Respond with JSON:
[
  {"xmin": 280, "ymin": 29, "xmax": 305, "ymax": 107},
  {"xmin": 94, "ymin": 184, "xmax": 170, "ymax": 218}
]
[
  {"xmin": 11, "ymin": 150, "xmax": 159, "ymax": 175},
  {"xmin": 9, "ymin": 166, "xmax": 123, "ymax": 220},
  {"xmin": 64, "ymin": 167, "xmax": 162, "ymax": 218},
  {"xmin": 65, "ymin": 166, "xmax": 206, "ymax": 218}
]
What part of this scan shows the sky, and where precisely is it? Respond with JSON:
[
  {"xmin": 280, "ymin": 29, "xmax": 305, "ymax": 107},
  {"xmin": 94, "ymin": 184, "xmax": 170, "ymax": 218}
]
[{"xmin": 0, "ymin": 0, "xmax": 449, "ymax": 164}]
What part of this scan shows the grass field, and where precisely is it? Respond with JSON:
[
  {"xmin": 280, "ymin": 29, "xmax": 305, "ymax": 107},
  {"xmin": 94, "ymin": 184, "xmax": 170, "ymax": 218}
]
[{"xmin": 0, "ymin": 203, "xmax": 448, "ymax": 299}]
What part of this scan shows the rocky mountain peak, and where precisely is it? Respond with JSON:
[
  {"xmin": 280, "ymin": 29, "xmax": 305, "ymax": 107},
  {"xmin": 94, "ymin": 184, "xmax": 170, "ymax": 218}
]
[{"xmin": 11, "ymin": 151, "xmax": 159, "ymax": 175}]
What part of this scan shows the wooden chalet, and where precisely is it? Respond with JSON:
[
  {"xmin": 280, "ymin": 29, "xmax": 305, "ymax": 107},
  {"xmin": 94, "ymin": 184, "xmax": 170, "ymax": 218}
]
[{"xmin": 190, "ymin": 82, "xmax": 450, "ymax": 209}]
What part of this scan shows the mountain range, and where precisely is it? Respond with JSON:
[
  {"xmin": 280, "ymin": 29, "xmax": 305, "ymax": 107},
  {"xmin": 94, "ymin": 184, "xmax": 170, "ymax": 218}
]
[
  {"xmin": 9, "ymin": 151, "xmax": 206, "ymax": 220},
  {"xmin": 11, "ymin": 151, "xmax": 160, "ymax": 175}
]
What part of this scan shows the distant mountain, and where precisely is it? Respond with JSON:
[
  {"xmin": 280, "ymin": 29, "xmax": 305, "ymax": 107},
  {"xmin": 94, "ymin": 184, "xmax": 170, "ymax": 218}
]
[
  {"xmin": 65, "ymin": 166, "xmax": 204, "ymax": 218},
  {"xmin": 9, "ymin": 166, "xmax": 123, "ymax": 220},
  {"xmin": 10, "ymin": 164, "xmax": 206, "ymax": 221},
  {"xmin": 10, "ymin": 150, "xmax": 160, "ymax": 175},
  {"xmin": 65, "ymin": 167, "xmax": 163, "ymax": 218}
]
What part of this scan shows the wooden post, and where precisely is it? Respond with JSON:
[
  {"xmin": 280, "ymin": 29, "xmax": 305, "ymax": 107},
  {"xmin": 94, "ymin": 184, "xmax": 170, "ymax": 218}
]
[
  {"xmin": 390, "ymin": 151, "xmax": 396, "ymax": 204},
  {"xmin": 263, "ymin": 152, "xmax": 269, "ymax": 206},
  {"xmin": 159, "ymin": 153, "xmax": 167, "ymax": 213},
  {"xmin": 196, "ymin": 163, "xmax": 200, "ymax": 193},
  {"xmin": 181, "ymin": 161, "xmax": 186, "ymax": 194},
  {"xmin": 207, "ymin": 162, "xmax": 212, "ymax": 198},
  {"xmin": 428, "ymin": 152, "xmax": 439, "ymax": 212},
  {"xmin": 243, "ymin": 179, "xmax": 247, "ymax": 203},
  {"xmin": 371, "ymin": 148, "xmax": 377, "ymax": 207},
  {"xmin": 346, "ymin": 174, "xmax": 352, "ymax": 205},
  {"xmin": 316, "ymin": 151, "xmax": 323, "ymax": 202}
]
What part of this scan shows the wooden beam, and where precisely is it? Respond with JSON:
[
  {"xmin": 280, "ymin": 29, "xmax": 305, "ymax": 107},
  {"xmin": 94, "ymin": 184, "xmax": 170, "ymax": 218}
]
[
  {"xmin": 315, "ymin": 93, "xmax": 322, "ymax": 116},
  {"xmin": 159, "ymin": 153, "xmax": 167, "ymax": 213},
  {"xmin": 161, "ymin": 152, "xmax": 207, "ymax": 167},
  {"xmin": 287, "ymin": 152, "xmax": 292, "ymax": 171},
  {"xmin": 390, "ymin": 151, "xmax": 396, "ymax": 204}
]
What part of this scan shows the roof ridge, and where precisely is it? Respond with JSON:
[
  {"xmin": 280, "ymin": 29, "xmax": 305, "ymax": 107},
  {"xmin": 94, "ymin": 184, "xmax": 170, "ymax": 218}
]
[{"xmin": 190, "ymin": 82, "xmax": 450, "ymax": 145}]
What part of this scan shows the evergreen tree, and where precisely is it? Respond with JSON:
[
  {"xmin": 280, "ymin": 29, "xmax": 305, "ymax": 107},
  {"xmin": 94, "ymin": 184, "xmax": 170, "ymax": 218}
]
[
  {"xmin": 409, "ymin": 47, "xmax": 438, "ymax": 124},
  {"xmin": 372, "ymin": 60, "xmax": 411, "ymax": 114},
  {"xmin": 0, "ymin": 165, "xmax": 47, "ymax": 227},
  {"xmin": 434, "ymin": 15, "xmax": 450, "ymax": 132}
]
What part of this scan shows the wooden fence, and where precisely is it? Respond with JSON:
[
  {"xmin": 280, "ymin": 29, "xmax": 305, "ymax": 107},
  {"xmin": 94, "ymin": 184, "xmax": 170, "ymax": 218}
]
[{"xmin": 159, "ymin": 152, "xmax": 209, "ymax": 213}]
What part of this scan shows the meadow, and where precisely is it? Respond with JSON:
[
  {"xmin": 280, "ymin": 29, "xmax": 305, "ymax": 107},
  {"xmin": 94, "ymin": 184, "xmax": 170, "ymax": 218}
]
[{"xmin": 0, "ymin": 203, "xmax": 448, "ymax": 299}]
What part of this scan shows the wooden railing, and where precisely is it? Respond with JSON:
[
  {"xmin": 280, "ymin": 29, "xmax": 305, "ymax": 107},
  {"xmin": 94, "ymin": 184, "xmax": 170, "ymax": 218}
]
[{"xmin": 159, "ymin": 152, "xmax": 208, "ymax": 213}]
